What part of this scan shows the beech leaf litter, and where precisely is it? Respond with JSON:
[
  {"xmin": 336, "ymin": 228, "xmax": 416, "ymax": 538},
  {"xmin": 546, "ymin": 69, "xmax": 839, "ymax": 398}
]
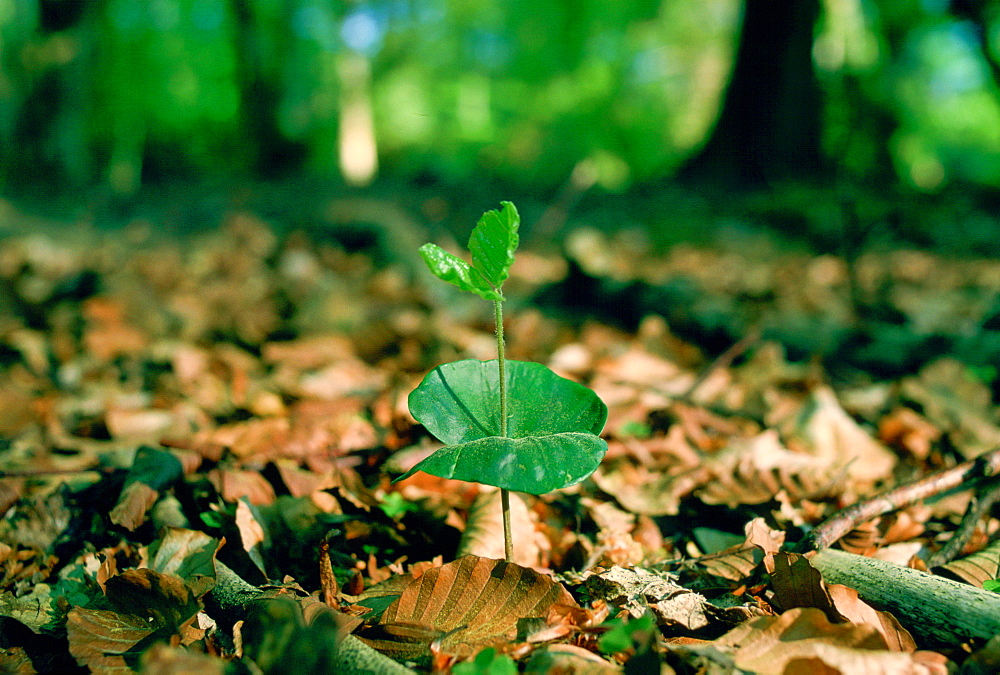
[{"xmin": 1, "ymin": 209, "xmax": 999, "ymax": 673}]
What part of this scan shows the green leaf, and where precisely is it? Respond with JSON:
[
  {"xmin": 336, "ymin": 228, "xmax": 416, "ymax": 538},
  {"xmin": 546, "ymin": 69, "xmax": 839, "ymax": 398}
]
[
  {"xmin": 597, "ymin": 613, "xmax": 655, "ymax": 654},
  {"xmin": 396, "ymin": 432, "xmax": 607, "ymax": 494},
  {"xmin": 452, "ymin": 647, "xmax": 517, "ymax": 675},
  {"xmin": 468, "ymin": 201, "xmax": 519, "ymax": 291},
  {"xmin": 409, "ymin": 359, "xmax": 606, "ymax": 444},
  {"xmin": 985, "ymin": 579, "xmax": 1000, "ymax": 593},
  {"xmin": 419, "ymin": 243, "xmax": 500, "ymax": 301},
  {"xmin": 400, "ymin": 359, "xmax": 608, "ymax": 494}
]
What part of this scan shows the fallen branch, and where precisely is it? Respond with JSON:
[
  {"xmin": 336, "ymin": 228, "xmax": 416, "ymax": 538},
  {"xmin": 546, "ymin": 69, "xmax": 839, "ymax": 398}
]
[
  {"xmin": 810, "ymin": 548, "xmax": 1000, "ymax": 646},
  {"xmin": 798, "ymin": 447, "xmax": 1000, "ymax": 552},
  {"xmin": 210, "ymin": 560, "xmax": 415, "ymax": 674}
]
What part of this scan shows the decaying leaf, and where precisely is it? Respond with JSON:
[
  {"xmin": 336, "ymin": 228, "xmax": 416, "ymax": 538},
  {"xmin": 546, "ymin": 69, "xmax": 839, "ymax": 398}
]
[
  {"xmin": 583, "ymin": 565, "xmax": 749, "ymax": 637},
  {"xmin": 939, "ymin": 537, "xmax": 1000, "ymax": 587},
  {"xmin": 457, "ymin": 488, "xmax": 545, "ymax": 568},
  {"xmin": 789, "ymin": 386, "xmax": 897, "ymax": 483},
  {"xmin": 702, "ymin": 607, "xmax": 948, "ymax": 674},
  {"xmin": 686, "ymin": 517, "xmax": 784, "ymax": 585},
  {"xmin": 66, "ymin": 607, "xmax": 158, "ymax": 673},
  {"xmin": 766, "ymin": 552, "xmax": 918, "ymax": 652},
  {"xmin": 357, "ymin": 555, "xmax": 576, "ymax": 661},
  {"xmin": 110, "ymin": 445, "xmax": 186, "ymax": 531},
  {"xmin": 699, "ymin": 430, "xmax": 843, "ymax": 507}
]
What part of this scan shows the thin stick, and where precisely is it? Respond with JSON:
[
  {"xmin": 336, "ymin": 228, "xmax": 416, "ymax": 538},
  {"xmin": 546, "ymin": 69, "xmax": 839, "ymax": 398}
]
[
  {"xmin": 925, "ymin": 480, "xmax": 1000, "ymax": 568},
  {"xmin": 494, "ymin": 299, "xmax": 513, "ymax": 562},
  {"xmin": 798, "ymin": 447, "xmax": 1000, "ymax": 552},
  {"xmin": 682, "ymin": 326, "xmax": 761, "ymax": 399}
]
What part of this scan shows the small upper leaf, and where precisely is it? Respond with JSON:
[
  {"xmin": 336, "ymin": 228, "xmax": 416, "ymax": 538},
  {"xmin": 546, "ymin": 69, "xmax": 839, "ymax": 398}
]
[
  {"xmin": 468, "ymin": 201, "xmax": 519, "ymax": 292},
  {"xmin": 419, "ymin": 243, "xmax": 501, "ymax": 301}
]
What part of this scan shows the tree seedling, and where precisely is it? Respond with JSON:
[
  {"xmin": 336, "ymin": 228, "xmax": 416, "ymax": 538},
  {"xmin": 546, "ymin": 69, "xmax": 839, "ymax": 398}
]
[{"xmin": 395, "ymin": 202, "xmax": 608, "ymax": 562}]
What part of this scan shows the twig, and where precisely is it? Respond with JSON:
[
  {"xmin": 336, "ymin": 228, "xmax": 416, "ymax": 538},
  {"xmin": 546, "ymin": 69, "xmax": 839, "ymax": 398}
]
[
  {"xmin": 798, "ymin": 447, "xmax": 1000, "ymax": 552},
  {"xmin": 683, "ymin": 326, "xmax": 761, "ymax": 399},
  {"xmin": 925, "ymin": 480, "xmax": 1000, "ymax": 569}
]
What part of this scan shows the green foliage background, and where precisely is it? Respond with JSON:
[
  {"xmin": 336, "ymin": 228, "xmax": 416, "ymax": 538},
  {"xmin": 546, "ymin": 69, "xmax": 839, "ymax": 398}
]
[{"xmin": 2, "ymin": 0, "xmax": 1000, "ymax": 193}]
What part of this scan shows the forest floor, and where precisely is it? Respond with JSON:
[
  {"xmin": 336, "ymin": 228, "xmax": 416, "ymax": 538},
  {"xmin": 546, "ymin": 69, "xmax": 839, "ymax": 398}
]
[{"xmin": 1, "ymin": 191, "xmax": 999, "ymax": 673}]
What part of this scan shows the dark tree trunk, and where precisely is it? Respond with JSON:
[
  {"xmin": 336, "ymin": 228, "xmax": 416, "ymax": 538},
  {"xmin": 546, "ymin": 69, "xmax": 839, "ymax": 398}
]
[
  {"xmin": 229, "ymin": 0, "xmax": 306, "ymax": 177},
  {"xmin": 680, "ymin": 0, "xmax": 824, "ymax": 186}
]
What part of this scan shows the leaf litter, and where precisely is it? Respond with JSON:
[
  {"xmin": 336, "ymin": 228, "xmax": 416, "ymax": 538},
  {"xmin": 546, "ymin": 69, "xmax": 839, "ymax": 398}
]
[{"xmin": 0, "ymin": 209, "xmax": 998, "ymax": 672}]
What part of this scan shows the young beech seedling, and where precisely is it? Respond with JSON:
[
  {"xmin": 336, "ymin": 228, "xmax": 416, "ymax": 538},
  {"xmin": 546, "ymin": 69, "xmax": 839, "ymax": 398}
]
[{"xmin": 395, "ymin": 201, "xmax": 608, "ymax": 562}]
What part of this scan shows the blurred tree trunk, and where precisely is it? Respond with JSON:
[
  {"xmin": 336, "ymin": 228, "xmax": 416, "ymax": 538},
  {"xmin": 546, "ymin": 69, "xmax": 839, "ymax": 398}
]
[
  {"xmin": 228, "ymin": 0, "xmax": 305, "ymax": 177},
  {"xmin": 679, "ymin": 0, "xmax": 824, "ymax": 186}
]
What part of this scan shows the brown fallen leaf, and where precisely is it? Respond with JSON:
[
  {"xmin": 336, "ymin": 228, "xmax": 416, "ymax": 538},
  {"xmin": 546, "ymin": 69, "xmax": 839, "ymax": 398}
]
[
  {"xmin": 698, "ymin": 607, "xmax": 947, "ymax": 674},
  {"xmin": 457, "ymin": 487, "xmax": 546, "ymax": 569},
  {"xmin": 357, "ymin": 555, "xmax": 577, "ymax": 661},
  {"xmin": 766, "ymin": 552, "xmax": 918, "ymax": 652},
  {"xmin": 66, "ymin": 607, "xmax": 156, "ymax": 674}
]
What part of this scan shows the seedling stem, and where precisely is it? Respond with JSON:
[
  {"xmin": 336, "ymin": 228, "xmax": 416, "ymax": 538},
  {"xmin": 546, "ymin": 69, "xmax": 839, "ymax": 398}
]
[{"xmin": 494, "ymin": 299, "xmax": 513, "ymax": 562}]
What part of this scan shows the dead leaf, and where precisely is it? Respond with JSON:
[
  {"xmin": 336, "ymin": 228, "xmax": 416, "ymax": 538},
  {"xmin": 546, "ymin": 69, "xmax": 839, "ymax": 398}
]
[
  {"xmin": 525, "ymin": 643, "xmax": 622, "ymax": 674},
  {"xmin": 900, "ymin": 358, "xmax": 1000, "ymax": 458},
  {"xmin": 791, "ymin": 386, "xmax": 897, "ymax": 482},
  {"xmin": 235, "ymin": 499, "xmax": 267, "ymax": 577},
  {"xmin": 66, "ymin": 607, "xmax": 163, "ymax": 673},
  {"xmin": 109, "ymin": 482, "xmax": 160, "ymax": 531},
  {"xmin": 592, "ymin": 461, "xmax": 707, "ymax": 516},
  {"xmin": 140, "ymin": 643, "xmax": 227, "ymax": 675},
  {"xmin": 148, "ymin": 528, "xmax": 221, "ymax": 598},
  {"xmin": 110, "ymin": 445, "xmax": 186, "ymax": 530},
  {"xmin": 766, "ymin": 552, "xmax": 843, "ymax": 623},
  {"xmin": 699, "ymin": 431, "xmax": 841, "ymax": 507},
  {"xmin": 104, "ymin": 568, "xmax": 201, "ymax": 630},
  {"xmin": 458, "ymin": 488, "xmax": 546, "ymax": 568},
  {"xmin": 939, "ymin": 537, "xmax": 1000, "ymax": 587},
  {"xmin": 713, "ymin": 607, "xmax": 946, "ymax": 674},
  {"xmin": 826, "ymin": 584, "xmax": 916, "ymax": 652},
  {"xmin": 358, "ymin": 555, "xmax": 577, "ymax": 660}
]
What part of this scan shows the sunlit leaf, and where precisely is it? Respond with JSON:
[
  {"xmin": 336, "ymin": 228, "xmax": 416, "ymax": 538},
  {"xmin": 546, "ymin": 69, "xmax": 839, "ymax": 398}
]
[
  {"xmin": 148, "ymin": 528, "xmax": 221, "ymax": 598},
  {"xmin": 356, "ymin": 555, "xmax": 577, "ymax": 661},
  {"xmin": 401, "ymin": 359, "xmax": 607, "ymax": 493},
  {"xmin": 468, "ymin": 201, "xmax": 519, "ymax": 291},
  {"xmin": 419, "ymin": 243, "xmax": 499, "ymax": 301},
  {"xmin": 409, "ymin": 359, "xmax": 606, "ymax": 444},
  {"xmin": 409, "ymin": 359, "xmax": 606, "ymax": 445}
]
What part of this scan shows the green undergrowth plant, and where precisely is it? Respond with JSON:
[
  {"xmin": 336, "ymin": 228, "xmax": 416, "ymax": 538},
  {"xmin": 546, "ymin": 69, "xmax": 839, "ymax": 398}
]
[{"xmin": 395, "ymin": 201, "xmax": 608, "ymax": 561}]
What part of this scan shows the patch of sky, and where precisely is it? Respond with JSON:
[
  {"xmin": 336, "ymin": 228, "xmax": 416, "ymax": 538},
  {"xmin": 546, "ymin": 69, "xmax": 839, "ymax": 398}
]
[{"xmin": 342, "ymin": 6, "xmax": 386, "ymax": 56}]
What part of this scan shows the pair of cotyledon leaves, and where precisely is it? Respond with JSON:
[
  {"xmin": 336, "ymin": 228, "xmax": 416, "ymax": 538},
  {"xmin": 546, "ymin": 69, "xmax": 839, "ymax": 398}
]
[{"xmin": 396, "ymin": 202, "xmax": 608, "ymax": 495}]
